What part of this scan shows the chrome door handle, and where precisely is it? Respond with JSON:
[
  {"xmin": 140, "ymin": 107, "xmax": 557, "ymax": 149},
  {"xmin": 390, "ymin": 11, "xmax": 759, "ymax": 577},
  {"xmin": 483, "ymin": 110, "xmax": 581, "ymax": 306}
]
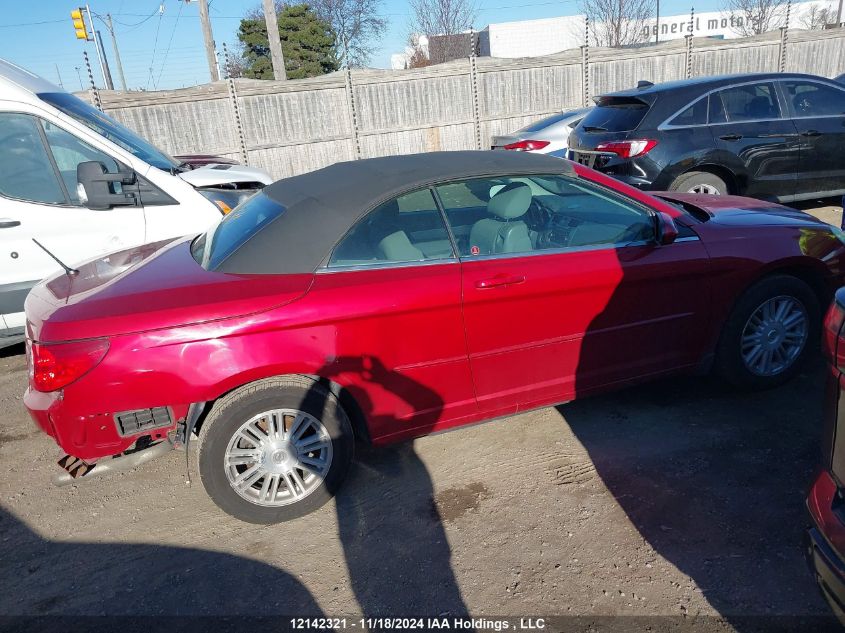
[{"xmin": 800, "ymin": 129, "xmax": 822, "ymax": 137}]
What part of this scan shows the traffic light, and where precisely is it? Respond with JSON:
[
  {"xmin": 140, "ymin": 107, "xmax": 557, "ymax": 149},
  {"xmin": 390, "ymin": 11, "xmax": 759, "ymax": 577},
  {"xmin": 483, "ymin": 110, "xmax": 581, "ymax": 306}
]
[{"xmin": 70, "ymin": 8, "xmax": 90, "ymax": 41}]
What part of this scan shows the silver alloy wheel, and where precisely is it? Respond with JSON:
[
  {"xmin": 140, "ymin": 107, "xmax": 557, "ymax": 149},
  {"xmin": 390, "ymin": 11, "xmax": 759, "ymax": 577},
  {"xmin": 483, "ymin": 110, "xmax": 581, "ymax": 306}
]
[
  {"xmin": 687, "ymin": 183, "xmax": 721, "ymax": 195},
  {"xmin": 740, "ymin": 295, "xmax": 808, "ymax": 377},
  {"xmin": 223, "ymin": 409, "xmax": 333, "ymax": 507}
]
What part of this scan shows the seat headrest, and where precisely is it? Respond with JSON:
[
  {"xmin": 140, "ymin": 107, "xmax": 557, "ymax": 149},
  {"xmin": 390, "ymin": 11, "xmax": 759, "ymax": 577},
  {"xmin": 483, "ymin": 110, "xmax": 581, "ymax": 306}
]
[{"xmin": 487, "ymin": 182, "xmax": 532, "ymax": 220}]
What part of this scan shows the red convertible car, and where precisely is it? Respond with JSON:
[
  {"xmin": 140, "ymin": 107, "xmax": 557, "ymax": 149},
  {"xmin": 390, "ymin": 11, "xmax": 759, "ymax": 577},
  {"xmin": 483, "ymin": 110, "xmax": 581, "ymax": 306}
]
[{"xmin": 23, "ymin": 151, "xmax": 845, "ymax": 523}]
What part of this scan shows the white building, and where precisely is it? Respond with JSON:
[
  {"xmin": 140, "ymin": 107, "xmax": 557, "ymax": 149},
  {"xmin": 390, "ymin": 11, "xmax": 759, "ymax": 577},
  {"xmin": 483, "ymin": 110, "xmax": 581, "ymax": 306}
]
[{"xmin": 392, "ymin": 1, "xmax": 836, "ymax": 64}]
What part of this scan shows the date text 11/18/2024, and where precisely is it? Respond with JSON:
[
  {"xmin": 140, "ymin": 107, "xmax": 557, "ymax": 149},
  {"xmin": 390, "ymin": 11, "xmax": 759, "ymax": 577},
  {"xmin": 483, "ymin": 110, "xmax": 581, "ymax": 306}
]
[{"xmin": 289, "ymin": 618, "xmax": 547, "ymax": 630}]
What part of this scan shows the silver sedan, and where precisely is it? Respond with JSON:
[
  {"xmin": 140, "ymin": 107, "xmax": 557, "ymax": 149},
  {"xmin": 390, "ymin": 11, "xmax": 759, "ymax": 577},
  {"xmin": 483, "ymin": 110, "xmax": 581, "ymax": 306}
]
[{"xmin": 491, "ymin": 107, "xmax": 592, "ymax": 158}]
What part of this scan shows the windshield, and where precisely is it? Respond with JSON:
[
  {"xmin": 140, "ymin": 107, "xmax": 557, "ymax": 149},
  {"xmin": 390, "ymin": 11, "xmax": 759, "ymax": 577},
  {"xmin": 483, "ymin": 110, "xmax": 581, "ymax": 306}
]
[{"xmin": 37, "ymin": 92, "xmax": 179, "ymax": 171}]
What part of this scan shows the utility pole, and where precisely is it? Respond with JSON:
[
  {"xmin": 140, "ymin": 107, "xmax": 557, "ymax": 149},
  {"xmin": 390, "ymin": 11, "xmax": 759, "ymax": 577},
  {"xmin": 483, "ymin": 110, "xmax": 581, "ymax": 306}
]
[
  {"xmin": 262, "ymin": 0, "xmax": 287, "ymax": 80},
  {"xmin": 85, "ymin": 5, "xmax": 113, "ymax": 89},
  {"xmin": 655, "ymin": 0, "xmax": 661, "ymax": 43},
  {"xmin": 198, "ymin": 0, "xmax": 220, "ymax": 81},
  {"xmin": 104, "ymin": 14, "xmax": 127, "ymax": 91},
  {"xmin": 837, "ymin": 0, "xmax": 842, "ymax": 27}
]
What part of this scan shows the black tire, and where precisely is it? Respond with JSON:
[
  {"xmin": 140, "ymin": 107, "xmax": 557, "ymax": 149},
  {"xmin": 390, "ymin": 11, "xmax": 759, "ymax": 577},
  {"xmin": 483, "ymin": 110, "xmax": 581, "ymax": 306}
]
[
  {"xmin": 714, "ymin": 275, "xmax": 820, "ymax": 390},
  {"xmin": 197, "ymin": 376, "xmax": 354, "ymax": 523},
  {"xmin": 669, "ymin": 171, "xmax": 728, "ymax": 196}
]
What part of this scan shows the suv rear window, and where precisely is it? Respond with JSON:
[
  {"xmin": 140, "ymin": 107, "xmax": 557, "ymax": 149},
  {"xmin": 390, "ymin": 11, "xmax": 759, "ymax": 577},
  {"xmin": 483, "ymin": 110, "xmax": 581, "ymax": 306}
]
[{"xmin": 581, "ymin": 97, "xmax": 651, "ymax": 132}]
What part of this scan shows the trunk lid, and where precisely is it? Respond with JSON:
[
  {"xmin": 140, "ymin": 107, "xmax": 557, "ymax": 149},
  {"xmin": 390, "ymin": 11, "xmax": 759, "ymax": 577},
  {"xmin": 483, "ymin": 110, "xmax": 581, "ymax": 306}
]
[{"xmin": 25, "ymin": 238, "xmax": 312, "ymax": 343}]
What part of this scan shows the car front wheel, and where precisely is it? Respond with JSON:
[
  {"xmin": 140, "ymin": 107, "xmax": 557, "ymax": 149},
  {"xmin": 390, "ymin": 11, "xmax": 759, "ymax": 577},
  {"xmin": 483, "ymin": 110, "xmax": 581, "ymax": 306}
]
[
  {"xmin": 197, "ymin": 376, "xmax": 354, "ymax": 523},
  {"xmin": 715, "ymin": 275, "xmax": 820, "ymax": 389}
]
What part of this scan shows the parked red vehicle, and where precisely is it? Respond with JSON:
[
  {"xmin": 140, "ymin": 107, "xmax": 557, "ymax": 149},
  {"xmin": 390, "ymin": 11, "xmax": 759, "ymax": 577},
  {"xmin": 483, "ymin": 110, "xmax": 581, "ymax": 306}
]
[
  {"xmin": 808, "ymin": 288, "xmax": 845, "ymax": 623},
  {"xmin": 24, "ymin": 151, "xmax": 845, "ymax": 523}
]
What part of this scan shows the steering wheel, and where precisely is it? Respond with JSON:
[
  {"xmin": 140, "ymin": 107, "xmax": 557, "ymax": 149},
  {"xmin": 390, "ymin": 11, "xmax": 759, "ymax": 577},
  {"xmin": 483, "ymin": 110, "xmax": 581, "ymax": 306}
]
[{"xmin": 524, "ymin": 198, "xmax": 552, "ymax": 231}]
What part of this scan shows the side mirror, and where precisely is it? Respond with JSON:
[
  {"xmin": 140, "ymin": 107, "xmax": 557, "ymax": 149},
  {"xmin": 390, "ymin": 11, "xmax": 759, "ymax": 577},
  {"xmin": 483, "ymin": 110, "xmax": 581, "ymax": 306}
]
[
  {"xmin": 655, "ymin": 211, "xmax": 679, "ymax": 245},
  {"xmin": 77, "ymin": 161, "xmax": 138, "ymax": 210}
]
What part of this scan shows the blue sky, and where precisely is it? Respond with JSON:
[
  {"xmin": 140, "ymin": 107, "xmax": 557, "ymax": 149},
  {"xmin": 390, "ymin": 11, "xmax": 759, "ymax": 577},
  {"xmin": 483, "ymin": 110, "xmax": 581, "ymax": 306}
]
[{"xmin": 1, "ymin": 0, "xmax": 724, "ymax": 90}]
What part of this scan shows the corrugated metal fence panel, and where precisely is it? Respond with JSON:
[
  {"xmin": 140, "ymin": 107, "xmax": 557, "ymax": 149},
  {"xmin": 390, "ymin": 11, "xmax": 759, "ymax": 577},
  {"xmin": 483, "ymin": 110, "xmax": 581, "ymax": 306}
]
[
  {"xmin": 107, "ymin": 97, "xmax": 239, "ymax": 157},
  {"xmin": 693, "ymin": 39, "xmax": 781, "ymax": 76},
  {"xmin": 352, "ymin": 71, "xmax": 475, "ymax": 133},
  {"xmin": 784, "ymin": 31, "xmax": 845, "ymax": 76},
  {"xmin": 359, "ymin": 123, "xmax": 478, "ymax": 157},
  {"xmin": 591, "ymin": 50, "xmax": 688, "ymax": 95},
  {"xmin": 478, "ymin": 62, "xmax": 583, "ymax": 118}
]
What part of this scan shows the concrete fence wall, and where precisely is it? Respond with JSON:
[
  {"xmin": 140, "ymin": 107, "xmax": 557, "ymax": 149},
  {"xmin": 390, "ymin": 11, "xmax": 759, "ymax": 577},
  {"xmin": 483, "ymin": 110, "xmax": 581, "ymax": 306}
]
[{"xmin": 94, "ymin": 28, "xmax": 845, "ymax": 180}]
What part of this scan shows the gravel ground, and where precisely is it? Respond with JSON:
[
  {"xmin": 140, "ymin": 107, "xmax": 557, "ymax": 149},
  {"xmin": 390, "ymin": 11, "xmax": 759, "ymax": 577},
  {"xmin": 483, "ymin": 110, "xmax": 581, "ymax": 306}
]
[{"xmin": 0, "ymin": 201, "xmax": 843, "ymax": 632}]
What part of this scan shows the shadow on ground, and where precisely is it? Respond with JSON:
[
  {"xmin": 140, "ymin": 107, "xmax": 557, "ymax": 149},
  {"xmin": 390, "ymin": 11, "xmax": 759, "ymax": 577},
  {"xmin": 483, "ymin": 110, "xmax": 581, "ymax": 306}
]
[{"xmin": 559, "ymin": 359, "xmax": 838, "ymax": 630}]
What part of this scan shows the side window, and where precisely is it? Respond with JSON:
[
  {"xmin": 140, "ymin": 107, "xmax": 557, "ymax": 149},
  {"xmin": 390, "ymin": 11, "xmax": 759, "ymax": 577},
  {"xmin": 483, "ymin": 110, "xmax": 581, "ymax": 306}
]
[
  {"xmin": 436, "ymin": 174, "xmax": 655, "ymax": 258},
  {"xmin": 42, "ymin": 121, "xmax": 119, "ymax": 204},
  {"xmin": 708, "ymin": 93, "xmax": 727, "ymax": 124},
  {"xmin": 0, "ymin": 113, "xmax": 66, "ymax": 204},
  {"xmin": 328, "ymin": 189, "xmax": 454, "ymax": 267},
  {"xmin": 715, "ymin": 82, "xmax": 781, "ymax": 122},
  {"xmin": 668, "ymin": 97, "xmax": 708, "ymax": 126},
  {"xmin": 782, "ymin": 81, "xmax": 845, "ymax": 117}
]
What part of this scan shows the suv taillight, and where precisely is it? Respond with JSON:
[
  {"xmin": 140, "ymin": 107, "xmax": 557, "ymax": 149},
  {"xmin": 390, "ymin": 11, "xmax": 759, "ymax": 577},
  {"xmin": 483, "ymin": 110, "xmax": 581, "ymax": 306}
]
[
  {"xmin": 503, "ymin": 139, "xmax": 550, "ymax": 151},
  {"xmin": 30, "ymin": 339, "xmax": 109, "ymax": 392},
  {"xmin": 595, "ymin": 139, "xmax": 658, "ymax": 159},
  {"xmin": 824, "ymin": 297, "xmax": 845, "ymax": 368}
]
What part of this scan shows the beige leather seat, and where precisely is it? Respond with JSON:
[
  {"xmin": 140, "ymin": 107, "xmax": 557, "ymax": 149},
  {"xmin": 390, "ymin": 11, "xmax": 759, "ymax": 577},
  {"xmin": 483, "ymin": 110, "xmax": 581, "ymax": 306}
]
[
  {"xmin": 378, "ymin": 230, "xmax": 424, "ymax": 261},
  {"xmin": 469, "ymin": 183, "xmax": 533, "ymax": 255}
]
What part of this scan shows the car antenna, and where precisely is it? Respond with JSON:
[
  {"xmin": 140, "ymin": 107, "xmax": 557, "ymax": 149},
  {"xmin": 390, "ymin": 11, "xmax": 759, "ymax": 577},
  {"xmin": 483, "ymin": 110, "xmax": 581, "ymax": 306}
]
[
  {"xmin": 637, "ymin": 80, "xmax": 654, "ymax": 89},
  {"xmin": 32, "ymin": 238, "xmax": 79, "ymax": 276}
]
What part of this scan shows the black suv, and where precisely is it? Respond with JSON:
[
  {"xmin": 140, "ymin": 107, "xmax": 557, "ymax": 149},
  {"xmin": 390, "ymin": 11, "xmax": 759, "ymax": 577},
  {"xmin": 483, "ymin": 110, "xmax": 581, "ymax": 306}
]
[{"xmin": 568, "ymin": 73, "xmax": 845, "ymax": 202}]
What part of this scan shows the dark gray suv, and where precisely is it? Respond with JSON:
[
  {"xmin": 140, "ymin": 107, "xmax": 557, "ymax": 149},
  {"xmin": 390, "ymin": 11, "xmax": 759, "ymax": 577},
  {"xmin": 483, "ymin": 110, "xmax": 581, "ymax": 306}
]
[{"xmin": 568, "ymin": 73, "xmax": 845, "ymax": 202}]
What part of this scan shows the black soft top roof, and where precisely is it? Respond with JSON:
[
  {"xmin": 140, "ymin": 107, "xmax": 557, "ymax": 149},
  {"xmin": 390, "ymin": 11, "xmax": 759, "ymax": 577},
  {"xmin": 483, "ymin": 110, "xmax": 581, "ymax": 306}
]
[{"xmin": 215, "ymin": 151, "xmax": 574, "ymax": 274}]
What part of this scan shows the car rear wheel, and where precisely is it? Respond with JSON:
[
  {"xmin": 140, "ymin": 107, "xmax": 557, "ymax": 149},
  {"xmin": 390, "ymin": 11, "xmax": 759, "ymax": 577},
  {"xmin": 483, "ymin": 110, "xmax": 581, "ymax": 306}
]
[
  {"xmin": 197, "ymin": 376, "xmax": 354, "ymax": 523},
  {"xmin": 715, "ymin": 275, "xmax": 819, "ymax": 389},
  {"xmin": 669, "ymin": 171, "xmax": 728, "ymax": 195}
]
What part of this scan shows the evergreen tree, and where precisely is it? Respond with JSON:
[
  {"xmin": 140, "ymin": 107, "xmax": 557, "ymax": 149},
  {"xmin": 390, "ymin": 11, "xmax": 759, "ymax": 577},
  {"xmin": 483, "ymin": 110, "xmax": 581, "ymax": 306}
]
[{"xmin": 238, "ymin": 4, "xmax": 339, "ymax": 79}]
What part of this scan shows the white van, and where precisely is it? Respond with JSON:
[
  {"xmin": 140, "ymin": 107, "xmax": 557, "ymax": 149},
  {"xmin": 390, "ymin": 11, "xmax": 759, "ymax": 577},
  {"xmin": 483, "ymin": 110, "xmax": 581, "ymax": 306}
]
[{"xmin": 0, "ymin": 60, "xmax": 273, "ymax": 348}]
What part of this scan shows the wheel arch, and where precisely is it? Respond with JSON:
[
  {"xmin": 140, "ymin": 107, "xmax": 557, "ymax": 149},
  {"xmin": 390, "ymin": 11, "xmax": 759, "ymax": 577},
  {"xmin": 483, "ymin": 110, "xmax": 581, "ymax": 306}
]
[
  {"xmin": 193, "ymin": 373, "xmax": 372, "ymax": 445},
  {"xmin": 677, "ymin": 163, "xmax": 742, "ymax": 195},
  {"xmin": 705, "ymin": 259, "xmax": 831, "ymax": 363}
]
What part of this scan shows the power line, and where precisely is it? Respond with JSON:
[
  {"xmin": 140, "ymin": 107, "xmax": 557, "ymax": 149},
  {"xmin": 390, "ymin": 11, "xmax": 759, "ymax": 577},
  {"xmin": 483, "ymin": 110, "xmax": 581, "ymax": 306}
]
[
  {"xmin": 0, "ymin": 19, "xmax": 66, "ymax": 28},
  {"xmin": 155, "ymin": 0, "xmax": 185, "ymax": 89},
  {"xmin": 145, "ymin": 4, "xmax": 166, "ymax": 90},
  {"xmin": 112, "ymin": 9, "xmax": 159, "ymax": 30}
]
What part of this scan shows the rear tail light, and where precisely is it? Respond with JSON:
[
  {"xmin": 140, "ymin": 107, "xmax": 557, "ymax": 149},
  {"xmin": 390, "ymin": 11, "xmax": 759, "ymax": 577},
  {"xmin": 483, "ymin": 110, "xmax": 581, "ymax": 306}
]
[
  {"xmin": 30, "ymin": 339, "xmax": 109, "ymax": 392},
  {"xmin": 503, "ymin": 139, "xmax": 550, "ymax": 151},
  {"xmin": 595, "ymin": 139, "xmax": 658, "ymax": 159},
  {"xmin": 823, "ymin": 298, "xmax": 845, "ymax": 368}
]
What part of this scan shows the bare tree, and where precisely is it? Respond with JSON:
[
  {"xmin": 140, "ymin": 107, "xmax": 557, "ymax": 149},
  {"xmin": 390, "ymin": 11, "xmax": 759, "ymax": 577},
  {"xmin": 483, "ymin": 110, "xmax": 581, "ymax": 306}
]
[
  {"xmin": 799, "ymin": 3, "xmax": 835, "ymax": 29},
  {"xmin": 724, "ymin": 0, "xmax": 787, "ymax": 35},
  {"xmin": 312, "ymin": 0, "xmax": 387, "ymax": 67},
  {"xmin": 246, "ymin": 0, "xmax": 386, "ymax": 68},
  {"xmin": 409, "ymin": 0, "xmax": 476, "ymax": 63},
  {"xmin": 580, "ymin": 0, "xmax": 653, "ymax": 47}
]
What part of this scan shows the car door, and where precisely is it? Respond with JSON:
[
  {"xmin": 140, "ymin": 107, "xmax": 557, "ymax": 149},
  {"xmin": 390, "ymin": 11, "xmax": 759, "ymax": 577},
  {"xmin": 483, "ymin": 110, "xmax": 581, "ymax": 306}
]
[
  {"xmin": 436, "ymin": 173, "xmax": 712, "ymax": 418},
  {"xmin": 0, "ymin": 112, "xmax": 145, "ymax": 329},
  {"xmin": 780, "ymin": 78, "xmax": 845, "ymax": 197},
  {"xmin": 708, "ymin": 81, "xmax": 799, "ymax": 200},
  {"xmin": 308, "ymin": 188, "xmax": 477, "ymax": 441}
]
